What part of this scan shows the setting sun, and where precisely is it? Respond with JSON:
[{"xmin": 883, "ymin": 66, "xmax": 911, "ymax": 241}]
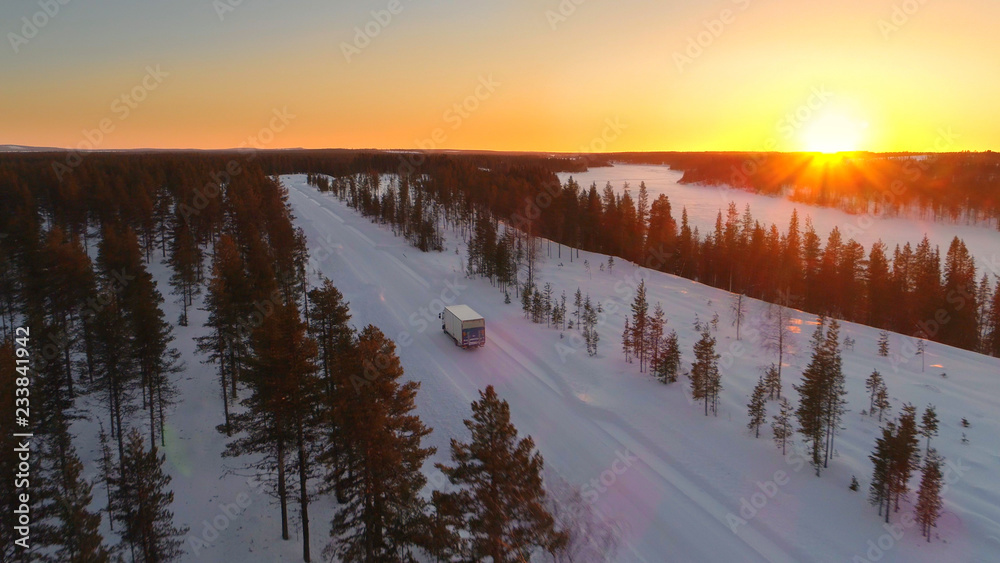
[{"xmin": 801, "ymin": 112, "xmax": 869, "ymax": 153}]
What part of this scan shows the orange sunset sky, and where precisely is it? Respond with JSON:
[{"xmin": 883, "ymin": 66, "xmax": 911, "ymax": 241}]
[{"xmin": 2, "ymin": 0, "xmax": 998, "ymax": 153}]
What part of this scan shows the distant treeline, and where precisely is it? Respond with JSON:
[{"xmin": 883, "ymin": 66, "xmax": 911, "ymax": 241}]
[{"xmin": 605, "ymin": 151, "xmax": 1000, "ymax": 228}]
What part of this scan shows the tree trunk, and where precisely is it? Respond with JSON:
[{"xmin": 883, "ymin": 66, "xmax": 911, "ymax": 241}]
[
  {"xmin": 297, "ymin": 420, "xmax": 311, "ymax": 562},
  {"xmin": 278, "ymin": 437, "xmax": 289, "ymax": 540}
]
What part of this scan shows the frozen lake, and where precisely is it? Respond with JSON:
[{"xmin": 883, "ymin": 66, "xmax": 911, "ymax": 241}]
[{"xmin": 558, "ymin": 164, "xmax": 1000, "ymax": 277}]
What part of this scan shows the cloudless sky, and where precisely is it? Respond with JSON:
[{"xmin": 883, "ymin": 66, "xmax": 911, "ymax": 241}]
[{"xmin": 2, "ymin": 0, "xmax": 998, "ymax": 152}]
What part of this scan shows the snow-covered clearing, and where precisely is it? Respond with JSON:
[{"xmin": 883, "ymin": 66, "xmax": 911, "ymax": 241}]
[{"xmin": 558, "ymin": 165, "xmax": 1000, "ymax": 278}]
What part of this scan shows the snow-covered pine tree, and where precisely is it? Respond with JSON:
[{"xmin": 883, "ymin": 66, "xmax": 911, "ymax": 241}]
[
  {"xmin": 747, "ymin": 377, "xmax": 768, "ymax": 438},
  {"xmin": 436, "ymin": 386, "xmax": 567, "ymax": 561}
]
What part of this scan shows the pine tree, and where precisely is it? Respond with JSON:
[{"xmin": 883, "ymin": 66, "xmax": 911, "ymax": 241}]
[
  {"xmin": 762, "ymin": 301, "xmax": 792, "ymax": 399},
  {"xmin": 47, "ymin": 420, "xmax": 114, "ymax": 563},
  {"xmin": 920, "ymin": 405, "xmax": 939, "ymax": 457},
  {"xmin": 891, "ymin": 405, "xmax": 922, "ymax": 514},
  {"xmin": 747, "ymin": 377, "xmax": 768, "ymax": 438},
  {"xmin": 630, "ymin": 280, "xmax": 649, "ymax": 371},
  {"xmin": 874, "ymin": 384, "xmax": 890, "ymax": 422},
  {"xmin": 111, "ymin": 428, "xmax": 187, "ymax": 562},
  {"xmin": 865, "ymin": 370, "xmax": 884, "ymax": 416},
  {"xmin": 868, "ymin": 421, "xmax": 895, "ymax": 521},
  {"xmin": 795, "ymin": 316, "xmax": 843, "ymax": 475},
  {"xmin": 196, "ymin": 235, "xmax": 249, "ymax": 436},
  {"xmin": 877, "ymin": 331, "xmax": 890, "ymax": 357},
  {"xmin": 821, "ymin": 320, "xmax": 847, "ymax": 469},
  {"xmin": 573, "ymin": 288, "xmax": 583, "ymax": 331},
  {"xmin": 582, "ymin": 296, "xmax": 599, "ymax": 356},
  {"xmin": 656, "ymin": 330, "xmax": 681, "ymax": 384},
  {"xmin": 730, "ymin": 293, "xmax": 746, "ymax": 340},
  {"xmin": 647, "ymin": 303, "xmax": 666, "ymax": 375},
  {"xmin": 542, "ymin": 283, "xmax": 554, "ymax": 327},
  {"xmin": 436, "ymin": 386, "xmax": 567, "ymax": 561},
  {"xmin": 771, "ymin": 397, "xmax": 793, "ymax": 455},
  {"xmin": 690, "ymin": 329, "xmax": 721, "ymax": 416},
  {"xmin": 233, "ymin": 301, "xmax": 321, "ymax": 560},
  {"xmin": 763, "ymin": 363, "xmax": 781, "ymax": 400},
  {"xmin": 327, "ymin": 326, "xmax": 435, "ymax": 562},
  {"xmin": 521, "ymin": 281, "xmax": 534, "ymax": 320},
  {"xmin": 621, "ymin": 319, "xmax": 632, "ymax": 363},
  {"xmin": 531, "ymin": 290, "xmax": 544, "ymax": 324},
  {"xmin": 91, "ymin": 288, "xmax": 138, "ymax": 461},
  {"xmin": 167, "ymin": 209, "xmax": 201, "ymax": 326},
  {"xmin": 914, "ymin": 449, "xmax": 944, "ymax": 542}
]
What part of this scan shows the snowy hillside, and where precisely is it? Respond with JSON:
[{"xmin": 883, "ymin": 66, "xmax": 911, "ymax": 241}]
[
  {"xmin": 71, "ymin": 173, "xmax": 1000, "ymax": 562},
  {"xmin": 280, "ymin": 174, "xmax": 1000, "ymax": 562}
]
